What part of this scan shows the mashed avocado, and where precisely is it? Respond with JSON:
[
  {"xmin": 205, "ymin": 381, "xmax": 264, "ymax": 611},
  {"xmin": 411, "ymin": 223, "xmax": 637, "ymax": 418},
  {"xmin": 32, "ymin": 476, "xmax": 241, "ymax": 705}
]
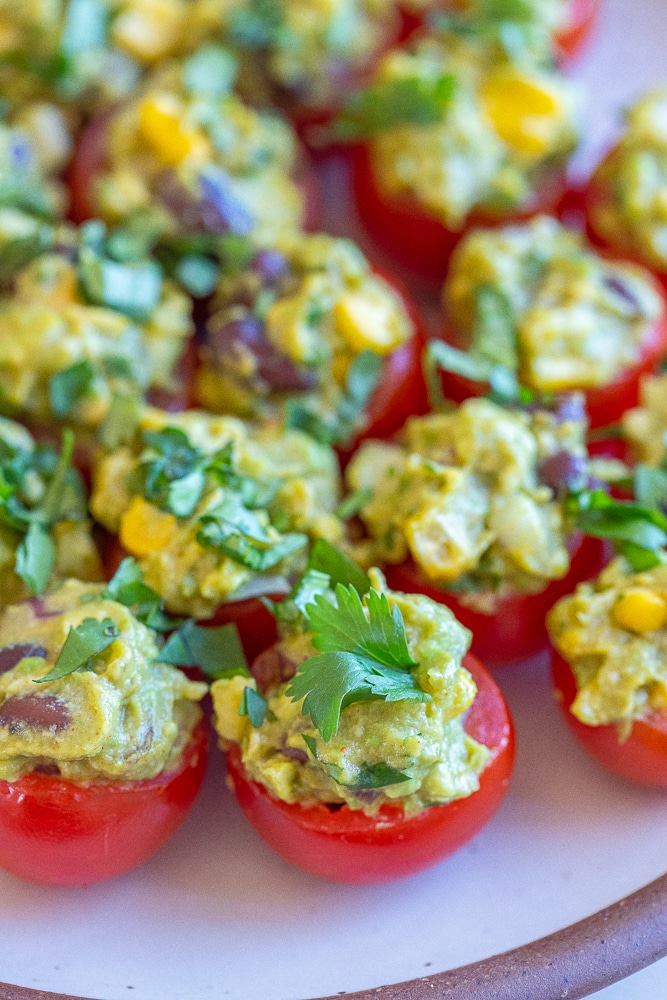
[
  {"xmin": 91, "ymin": 407, "xmax": 344, "ymax": 617},
  {"xmin": 197, "ymin": 232, "xmax": 414, "ymax": 437},
  {"xmin": 347, "ymin": 397, "xmax": 587, "ymax": 611},
  {"xmin": 93, "ymin": 46, "xmax": 303, "ymax": 246},
  {"xmin": 0, "ymin": 225, "xmax": 192, "ymax": 430},
  {"xmin": 623, "ymin": 373, "xmax": 667, "ymax": 467},
  {"xmin": 0, "ymin": 416, "xmax": 101, "ymax": 608},
  {"xmin": 212, "ymin": 568, "xmax": 489, "ymax": 814},
  {"xmin": 548, "ymin": 558, "xmax": 667, "ymax": 730},
  {"xmin": 589, "ymin": 90, "xmax": 667, "ymax": 272},
  {"xmin": 365, "ymin": 31, "xmax": 581, "ymax": 229},
  {"xmin": 0, "ymin": 579, "xmax": 207, "ymax": 783},
  {"xmin": 445, "ymin": 216, "xmax": 663, "ymax": 392}
]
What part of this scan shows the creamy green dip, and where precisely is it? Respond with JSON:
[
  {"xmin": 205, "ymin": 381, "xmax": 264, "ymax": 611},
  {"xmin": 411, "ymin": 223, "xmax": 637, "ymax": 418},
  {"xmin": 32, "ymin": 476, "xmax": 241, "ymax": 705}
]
[
  {"xmin": 91, "ymin": 407, "xmax": 344, "ymax": 617},
  {"xmin": 548, "ymin": 557, "xmax": 667, "ymax": 730},
  {"xmin": 445, "ymin": 215, "xmax": 663, "ymax": 392},
  {"xmin": 0, "ymin": 579, "xmax": 206, "ymax": 783},
  {"xmin": 347, "ymin": 397, "xmax": 587, "ymax": 611},
  {"xmin": 366, "ymin": 31, "xmax": 581, "ymax": 229},
  {"xmin": 212, "ymin": 568, "xmax": 489, "ymax": 814},
  {"xmin": 589, "ymin": 90, "xmax": 667, "ymax": 272},
  {"xmin": 94, "ymin": 46, "xmax": 303, "ymax": 246},
  {"xmin": 197, "ymin": 232, "xmax": 413, "ymax": 439}
]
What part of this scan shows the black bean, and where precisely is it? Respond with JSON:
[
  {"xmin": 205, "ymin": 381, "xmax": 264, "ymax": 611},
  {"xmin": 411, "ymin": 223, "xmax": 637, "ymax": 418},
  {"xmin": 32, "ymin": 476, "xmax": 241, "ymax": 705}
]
[
  {"xmin": 0, "ymin": 694, "xmax": 71, "ymax": 734},
  {"xmin": 0, "ymin": 643, "xmax": 47, "ymax": 675},
  {"xmin": 207, "ymin": 315, "xmax": 318, "ymax": 392},
  {"xmin": 538, "ymin": 450, "xmax": 587, "ymax": 493},
  {"xmin": 250, "ymin": 646, "xmax": 297, "ymax": 693},
  {"xmin": 604, "ymin": 275, "xmax": 640, "ymax": 311},
  {"xmin": 251, "ymin": 249, "xmax": 289, "ymax": 287}
]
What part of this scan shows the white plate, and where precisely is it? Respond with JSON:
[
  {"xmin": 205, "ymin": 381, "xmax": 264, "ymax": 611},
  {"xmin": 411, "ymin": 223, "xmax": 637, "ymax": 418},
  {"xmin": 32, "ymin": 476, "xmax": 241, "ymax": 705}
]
[{"xmin": 2, "ymin": 1, "xmax": 667, "ymax": 997}]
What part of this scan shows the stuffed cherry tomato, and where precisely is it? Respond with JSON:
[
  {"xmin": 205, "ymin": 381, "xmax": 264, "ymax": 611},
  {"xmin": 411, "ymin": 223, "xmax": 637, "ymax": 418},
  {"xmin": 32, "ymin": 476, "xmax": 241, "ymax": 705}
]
[
  {"xmin": 348, "ymin": 26, "xmax": 582, "ymax": 281},
  {"xmin": 196, "ymin": 235, "xmax": 428, "ymax": 458},
  {"xmin": 93, "ymin": 407, "xmax": 344, "ymax": 657},
  {"xmin": 584, "ymin": 90, "xmax": 667, "ymax": 290},
  {"xmin": 439, "ymin": 215, "xmax": 667, "ymax": 429},
  {"xmin": 69, "ymin": 45, "xmax": 316, "ymax": 245},
  {"xmin": 0, "ymin": 580, "xmax": 209, "ymax": 886},
  {"xmin": 548, "ymin": 557, "xmax": 667, "ymax": 789},
  {"xmin": 346, "ymin": 396, "xmax": 604, "ymax": 665},
  {"xmin": 213, "ymin": 569, "xmax": 514, "ymax": 883}
]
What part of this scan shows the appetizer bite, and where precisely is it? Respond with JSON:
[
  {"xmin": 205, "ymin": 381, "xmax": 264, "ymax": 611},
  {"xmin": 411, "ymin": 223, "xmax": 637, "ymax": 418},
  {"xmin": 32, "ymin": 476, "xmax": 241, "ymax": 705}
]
[
  {"xmin": 345, "ymin": 395, "xmax": 605, "ymax": 663},
  {"xmin": 0, "ymin": 418, "xmax": 101, "ymax": 605},
  {"xmin": 585, "ymin": 90, "xmax": 667, "ymax": 286},
  {"xmin": 549, "ymin": 556, "xmax": 667, "ymax": 789},
  {"xmin": 70, "ymin": 45, "xmax": 311, "ymax": 247},
  {"xmin": 197, "ymin": 232, "xmax": 427, "ymax": 451},
  {"xmin": 91, "ymin": 406, "xmax": 344, "ymax": 657},
  {"xmin": 348, "ymin": 25, "xmax": 582, "ymax": 279},
  {"xmin": 213, "ymin": 552, "xmax": 514, "ymax": 882},
  {"xmin": 440, "ymin": 215, "xmax": 667, "ymax": 428},
  {"xmin": 0, "ymin": 221, "xmax": 192, "ymax": 434},
  {"xmin": 0, "ymin": 578, "xmax": 209, "ymax": 886}
]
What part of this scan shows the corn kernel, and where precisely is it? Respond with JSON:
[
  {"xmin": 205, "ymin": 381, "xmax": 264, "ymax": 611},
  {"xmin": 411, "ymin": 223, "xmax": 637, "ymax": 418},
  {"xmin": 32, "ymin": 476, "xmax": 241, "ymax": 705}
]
[
  {"xmin": 138, "ymin": 96, "xmax": 208, "ymax": 166},
  {"xmin": 334, "ymin": 291, "xmax": 405, "ymax": 355},
  {"xmin": 481, "ymin": 72, "xmax": 563, "ymax": 156},
  {"xmin": 112, "ymin": 0, "xmax": 184, "ymax": 62},
  {"xmin": 612, "ymin": 588, "xmax": 667, "ymax": 633},
  {"xmin": 120, "ymin": 496, "xmax": 178, "ymax": 557}
]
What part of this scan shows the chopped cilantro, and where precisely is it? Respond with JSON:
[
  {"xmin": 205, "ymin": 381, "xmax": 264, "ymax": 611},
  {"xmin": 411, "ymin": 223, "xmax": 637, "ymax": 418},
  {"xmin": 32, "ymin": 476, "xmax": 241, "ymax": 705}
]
[
  {"xmin": 161, "ymin": 619, "xmax": 248, "ymax": 679},
  {"xmin": 239, "ymin": 685, "xmax": 268, "ymax": 727},
  {"xmin": 49, "ymin": 360, "xmax": 95, "ymax": 418},
  {"xmin": 35, "ymin": 617, "xmax": 119, "ymax": 684}
]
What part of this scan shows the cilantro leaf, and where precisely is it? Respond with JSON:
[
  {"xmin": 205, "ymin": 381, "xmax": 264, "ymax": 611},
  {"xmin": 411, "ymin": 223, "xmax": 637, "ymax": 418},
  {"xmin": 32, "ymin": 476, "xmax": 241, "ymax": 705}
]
[
  {"xmin": 302, "ymin": 734, "xmax": 410, "ymax": 789},
  {"xmin": 78, "ymin": 248, "xmax": 163, "ymax": 321},
  {"xmin": 335, "ymin": 488, "xmax": 373, "ymax": 521},
  {"xmin": 15, "ymin": 522, "xmax": 55, "ymax": 597},
  {"xmin": 197, "ymin": 503, "xmax": 307, "ymax": 571},
  {"xmin": 139, "ymin": 428, "xmax": 206, "ymax": 516},
  {"xmin": 97, "ymin": 557, "xmax": 175, "ymax": 631},
  {"xmin": 35, "ymin": 617, "xmax": 119, "ymax": 684},
  {"xmin": 471, "ymin": 284, "xmax": 518, "ymax": 371},
  {"xmin": 634, "ymin": 465, "xmax": 667, "ymax": 512},
  {"xmin": 49, "ymin": 360, "xmax": 95, "ymax": 418},
  {"xmin": 239, "ymin": 685, "xmax": 268, "ymax": 727},
  {"xmin": 306, "ymin": 585, "xmax": 417, "ymax": 669},
  {"xmin": 567, "ymin": 490, "xmax": 667, "ymax": 570},
  {"xmin": 306, "ymin": 539, "xmax": 371, "ymax": 595},
  {"xmin": 332, "ymin": 74, "xmax": 457, "ymax": 141},
  {"xmin": 287, "ymin": 650, "xmax": 428, "ymax": 742},
  {"xmin": 160, "ymin": 619, "xmax": 248, "ymax": 679},
  {"xmin": 99, "ymin": 394, "xmax": 141, "ymax": 450}
]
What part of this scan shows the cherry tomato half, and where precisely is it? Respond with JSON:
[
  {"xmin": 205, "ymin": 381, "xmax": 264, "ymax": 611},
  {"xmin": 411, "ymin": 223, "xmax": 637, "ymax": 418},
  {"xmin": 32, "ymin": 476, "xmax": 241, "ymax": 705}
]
[
  {"xmin": 383, "ymin": 535, "xmax": 607, "ymax": 666},
  {"xmin": 551, "ymin": 649, "xmax": 667, "ymax": 789},
  {"xmin": 351, "ymin": 144, "xmax": 567, "ymax": 283},
  {"xmin": 437, "ymin": 289, "xmax": 667, "ymax": 430},
  {"xmin": 226, "ymin": 652, "xmax": 514, "ymax": 883},
  {"xmin": 0, "ymin": 717, "xmax": 208, "ymax": 887},
  {"xmin": 555, "ymin": 0, "xmax": 601, "ymax": 62},
  {"xmin": 69, "ymin": 110, "xmax": 321, "ymax": 232}
]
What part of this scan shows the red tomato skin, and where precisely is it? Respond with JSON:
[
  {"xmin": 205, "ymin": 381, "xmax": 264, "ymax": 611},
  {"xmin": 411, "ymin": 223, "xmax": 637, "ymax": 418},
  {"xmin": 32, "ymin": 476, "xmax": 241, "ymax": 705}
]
[
  {"xmin": 0, "ymin": 717, "xmax": 209, "ymax": 887},
  {"xmin": 555, "ymin": 0, "xmax": 600, "ymax": 61},
  {"xmin": 551, "ymin": 649, "xmax": 667, "ymax": 789},
  {"xmin": 351, "ymin": 144, "xmax": 567, "ymax": 283},
  {"xmin": 225, "ymin": 653, "xmax": 514, "ymax": 883},
  {"xmin": 437, "ymin": 288, "xmax": 667, "ymax": 430},
  {"xmin": 383, "ymin": 535, "xmax": 607, "ymax": 666},
  {"xmin": 69, "ymin": 111, "xmax": 321, "ymax": 231}
]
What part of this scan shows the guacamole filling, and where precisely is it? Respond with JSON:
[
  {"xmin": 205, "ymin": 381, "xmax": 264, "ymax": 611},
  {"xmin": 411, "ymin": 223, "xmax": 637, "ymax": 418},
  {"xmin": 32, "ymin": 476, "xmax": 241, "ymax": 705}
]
[
  {"xmin": 548, "ymin": 558, "xmax": 667, "ymax": 732},
  {"xmin": 0, "ymin": 417, "xmax": 101, "ymax": 608},
  {"xmin": 623, "ymin": 373, "xmax": 667, "ymax": 468},
  {"xmin": 589, "ymin": 90, "xmax": 667, "ymax": 272},
  {"xmin": 197, "ymin": 233, "xmax": 413, "ymax": 442},
  {"xmin": 220, "ymin": 0, "xmax": 395, "ymax": 110},
  {"xmin": 357, "ymin": 29, "xmax": 580, "ymax": 229},
  {"xmin": 91, "ymin": 407, "xmax": 344, "ymax": 617},
  {"xmin": 212, "ymin": 567, "xmax": 489, "ymax": 814},
  {"xmin": 445, "ymin": 216, "xmax": 664, "ymax": 392},
  {"xmin": 0, "ymin": 223, "xmax": 192, "ymax": 430},
  {"xmin": 346, "ymin": 396, "xmax": 588, "ymax": 611},
  {"xmin": 0, "ymin": 579, "xmax": 207, "ymax": 784},
  {"xmin": 93, "ymin": 46, "xmax": 303, "ymax": 248}
]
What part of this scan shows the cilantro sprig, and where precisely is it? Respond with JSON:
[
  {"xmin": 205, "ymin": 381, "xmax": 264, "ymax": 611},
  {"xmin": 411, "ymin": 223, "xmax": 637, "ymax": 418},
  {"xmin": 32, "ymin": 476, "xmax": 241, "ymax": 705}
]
[
  {"xmin": 286, "ymin": 584, "xmax": 430, "ymax": 742},
  {"xmin": 35, "ymin": 617, "xmax": 119, "ymax": 684}
]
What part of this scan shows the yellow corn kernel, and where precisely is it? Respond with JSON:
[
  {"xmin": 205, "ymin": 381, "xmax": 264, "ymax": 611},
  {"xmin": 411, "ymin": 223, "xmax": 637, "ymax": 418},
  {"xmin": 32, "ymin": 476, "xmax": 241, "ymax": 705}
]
[
  {"xmin": 112, "ymin": 0, "xmax": 184, "ymax": 62},
  {"xmin": 138, "ymin": 96, "xmax": 208, "ymax": 166},
  {"xmin": 334, "ymin": 291, "xmax": 405, "ymax": 355},
  {"xmin": 120, "ymin": 496, "xmax": 178, "ymax": 557},
  {"xmin": 481, "ymin": 72, "xmax": 563, "ymax": 156},
  {"xmin": 612, "ymin": 588, "xmax": 667, "ymax": 633}
]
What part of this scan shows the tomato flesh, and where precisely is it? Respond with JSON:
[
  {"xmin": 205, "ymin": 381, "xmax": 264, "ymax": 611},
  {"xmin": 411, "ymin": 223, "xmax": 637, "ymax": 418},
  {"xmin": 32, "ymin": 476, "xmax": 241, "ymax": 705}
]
[
  {"xmin": 226, "ymin": 652, "xmax": 514, "ymax": 883},
  {"xmin": 352, "ymin": 144, "xmax": 567, "ymax": 282},
  {"xmin": 551, "ymin": 649, "xmax": 667, "ymax": 789},
  {"xmin": 437, "ymin": 288, "xmax": 667, "ymax": 430},
  {"xmin": 383, "ymin": 535, "xmax": 607, "ymax": 666},
  {"xmin": 0, "ymin": 717, "xmax": 208, "ymax": 887}
]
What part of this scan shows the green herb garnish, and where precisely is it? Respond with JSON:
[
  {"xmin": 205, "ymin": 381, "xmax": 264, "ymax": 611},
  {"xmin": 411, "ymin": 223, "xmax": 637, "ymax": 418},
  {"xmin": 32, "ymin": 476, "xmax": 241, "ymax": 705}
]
[{"xmin": 35, "ymin": 617, "xmax": 119, "ymax": 684}]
